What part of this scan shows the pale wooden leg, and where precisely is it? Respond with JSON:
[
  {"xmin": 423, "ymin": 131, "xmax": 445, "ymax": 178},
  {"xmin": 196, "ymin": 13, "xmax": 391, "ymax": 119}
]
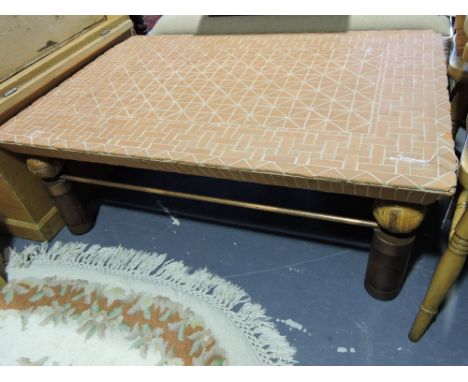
[
  {"xmin": 0, "ymin": 259, "xmax": 5, "ymax": 287},
  {"xmin": 410, "ymin": 14, "xmax": 468, "ymax": 341},
  {"xmin": 451, "ymin": 15, "xmax": 468, "ymax": 138},
  {"xmin": 365, "ymin": 200, "xmax": 426, "ymax": 300},
  {"xmin": 450, "ymin": 190, "xmax": 468, "ymax": 239},
  {"xmin": 451, "ymin": 83, "xmax": 468, "ymax": 139},
  {"xmin": 26, "ymin": 157, "xmax": 94, "ymax": 235},
  {"xmin": 409, "ymin": 192, "xmax": 468, "ymax": 342}
]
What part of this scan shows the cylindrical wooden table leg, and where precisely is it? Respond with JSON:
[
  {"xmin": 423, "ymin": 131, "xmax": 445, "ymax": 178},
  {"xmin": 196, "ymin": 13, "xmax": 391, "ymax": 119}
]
[
  {"xmin": 365, "ymin": 229, "xmax": 415, "ymax": 300},
  {"xmin": 365, "ymin": 200, "xmax": 426, "ymax": 300},
  {"xmin": 44, "ymin": 178, "xmax": 94, "ymax": 235},
  {"xmin": 26, "ymin": 157, "xmax": 94, "ymax": 235},
  {"xmin": 409, "ymin": 207, "xmax": 468, "ymax": 342}
]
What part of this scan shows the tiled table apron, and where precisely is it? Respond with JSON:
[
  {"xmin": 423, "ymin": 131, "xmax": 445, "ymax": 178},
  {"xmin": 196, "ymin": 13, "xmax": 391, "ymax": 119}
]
[{"xmin": 0, "ymin": 31, "xmax": 458, "ymax": 300}]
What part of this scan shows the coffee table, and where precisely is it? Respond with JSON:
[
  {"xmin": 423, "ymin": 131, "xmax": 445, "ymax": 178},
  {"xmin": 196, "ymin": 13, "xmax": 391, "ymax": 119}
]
[{"xmin": 0, "ymin": 31, "xmax": 457, "ymax": 300}]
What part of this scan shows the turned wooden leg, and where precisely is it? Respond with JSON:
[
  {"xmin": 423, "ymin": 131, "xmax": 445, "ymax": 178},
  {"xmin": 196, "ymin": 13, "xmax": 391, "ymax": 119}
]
[
  {"xmin": 409, "ymin": 192, "xmax": 468, "ymax": 342},
  {"xmin": 26, "ymin": 157, "xmax": 94, "ymax": 235},
  {"xmin": 450, "ymin": 190, "xmax": 468, "ymax": 239},
  {"xmin": 451, "ymin": 83, "xmax": 468, "ymax": 139},
  {"xmin": 365, "ymin": 200, "xmax": 426, "ymax": 300}
]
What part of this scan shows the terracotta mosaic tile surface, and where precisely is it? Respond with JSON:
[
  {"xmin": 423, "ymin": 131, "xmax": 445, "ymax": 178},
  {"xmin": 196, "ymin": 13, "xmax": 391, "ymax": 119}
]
[{"xmin": 0, "ymin": 31, "xmax": 457, "ymax": 204}]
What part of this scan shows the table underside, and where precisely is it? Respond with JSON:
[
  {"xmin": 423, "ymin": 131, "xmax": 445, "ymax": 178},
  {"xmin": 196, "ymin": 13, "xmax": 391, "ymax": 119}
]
[{"xmin": 0, "ymin": 31, "xmax": 458, "ymax": 205}]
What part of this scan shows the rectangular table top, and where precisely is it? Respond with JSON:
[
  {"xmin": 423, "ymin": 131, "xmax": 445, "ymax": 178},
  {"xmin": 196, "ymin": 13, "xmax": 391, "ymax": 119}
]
[{"xmin": 0, "ymin": 31, "xmax": 458, "ymax": 204}]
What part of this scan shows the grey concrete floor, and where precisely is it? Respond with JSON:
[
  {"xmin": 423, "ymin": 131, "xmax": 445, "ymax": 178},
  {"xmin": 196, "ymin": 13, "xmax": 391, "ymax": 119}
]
[{"xmin": 2, "ymin": 168, "xmax": 468, "ymax": 365}]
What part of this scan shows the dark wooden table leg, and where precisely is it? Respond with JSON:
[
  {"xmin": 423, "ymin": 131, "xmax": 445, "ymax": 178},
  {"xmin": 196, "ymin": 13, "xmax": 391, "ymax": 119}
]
[
  {"xmin": 26, "ymin": 157, "xmax": 94, "ymax": 235},
  {"xmin": 365, "ymin": 200, "xmax": 426, "ymax": 300},
  {"xmin": 129, "ymin": 16, "xmax": 148, "ymax": 35}
]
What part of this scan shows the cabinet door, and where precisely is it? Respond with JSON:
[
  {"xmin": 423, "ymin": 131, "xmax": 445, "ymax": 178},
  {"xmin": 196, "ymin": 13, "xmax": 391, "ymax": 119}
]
[{"xmin": 0, "ymin": 15, "xmax": 105, "ymax": 82}]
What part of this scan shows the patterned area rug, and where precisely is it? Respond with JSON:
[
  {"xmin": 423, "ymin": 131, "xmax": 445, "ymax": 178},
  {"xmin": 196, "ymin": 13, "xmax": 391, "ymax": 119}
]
[{"xmin": 0, "ymin": 242, "xmax": 296, "ymax": 365}]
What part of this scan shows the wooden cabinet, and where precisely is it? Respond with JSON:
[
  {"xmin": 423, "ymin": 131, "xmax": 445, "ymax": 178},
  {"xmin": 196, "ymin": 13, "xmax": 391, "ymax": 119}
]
[
  {"xmin": 0, "ymin": 150, "xmax": 64, "ymax": 240},
  {"xmin": 0, "ymin": 15, "xmax": 132, "ymax": 240},
  {"xmin": 0, "ymin": 15, "xmax": 133, "ymax": 124},
  {"xmin": 0, "ymin": 16, "xmax": 105, "ymax": 82}
]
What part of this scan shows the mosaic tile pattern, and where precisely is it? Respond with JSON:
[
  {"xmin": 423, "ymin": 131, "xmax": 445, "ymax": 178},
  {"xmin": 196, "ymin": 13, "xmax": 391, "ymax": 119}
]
[{"xmin": 0, "ymin": 31, "xmax": 457, "ymax": 204}]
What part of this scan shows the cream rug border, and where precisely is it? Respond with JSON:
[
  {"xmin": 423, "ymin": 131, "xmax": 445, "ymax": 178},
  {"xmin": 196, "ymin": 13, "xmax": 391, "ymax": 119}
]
[{"xmin": 4, "ymin": 242, "xmax": 296, "ymax": 366}]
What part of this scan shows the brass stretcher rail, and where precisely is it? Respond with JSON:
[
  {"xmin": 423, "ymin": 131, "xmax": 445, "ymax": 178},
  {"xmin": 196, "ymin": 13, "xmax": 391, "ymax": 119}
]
[{"xmin": 61, "ymin": 174, "xmax": 379, "ymax": 229}]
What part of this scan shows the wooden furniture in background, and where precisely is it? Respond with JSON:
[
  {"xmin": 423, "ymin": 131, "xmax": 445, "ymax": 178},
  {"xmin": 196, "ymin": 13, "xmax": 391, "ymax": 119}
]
[
  {"xmin": 409, "ymin": 15, "xmax": 468, "ymax": 342},
  {"xmin": 449, "ymin": 15, "xmax": 468, "ymax": 138},
  {"xmin": 0, "ymin": 16, "xmax": 105, "ymax": 83},
  {"xmin": 0, "ymin": 149, "xmax": 63, "ymax": 240},
  {"xmin": 0, "ymin": 16, "xmax": 133, "ymax": 125},
  {"xmin": 0, "ymin": 15, "xmax": 132, "ymax": 240}
]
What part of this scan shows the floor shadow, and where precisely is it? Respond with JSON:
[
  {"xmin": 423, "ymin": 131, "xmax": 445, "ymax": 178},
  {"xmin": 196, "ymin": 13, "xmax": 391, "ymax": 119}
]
[
  {"xmin": 412, "ymin": 199, "xmax": 450, "ymax": 258},
  {"xmin": 67, "ymin": 163, "xmax": 454, "ymax": 291},
  {"xmin": 400, "ymin": 197, "xmax": 451, "ymax": 293},
  {"xmin": 84, "ymin": 164, "xmax": 374, "ymax": 252},
  {"xmin": 98, "ymin": 193, "xmax": 373, "ymax": 253}
]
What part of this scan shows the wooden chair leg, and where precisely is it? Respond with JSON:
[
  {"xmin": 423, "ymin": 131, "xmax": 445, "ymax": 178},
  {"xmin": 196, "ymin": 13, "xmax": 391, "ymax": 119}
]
[
  {"xmin": 26, "ymin": 157, "xmax": 95, "ymax": 235},
  {"xmin": 0, "ymin": 276, "xmax": 5, "ymax": 289},
  {"xmin": 365, "ymin": 200, "xmax": 426, "ymax": 300},
  {"xmin": 451, "ymin": 82, "xmax": 468, "ymax": 139},
  {"xmin": 409, "ymin": 198, "xmax": 468, "ymax": 342},
  {"xmin": 450, "ymin": 190, "xmax": 468, "ymax": 240}
]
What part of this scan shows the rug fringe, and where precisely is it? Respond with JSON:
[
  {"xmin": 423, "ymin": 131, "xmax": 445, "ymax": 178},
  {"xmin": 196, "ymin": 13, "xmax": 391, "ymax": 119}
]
[{"xmin": 6, "ymin": 242, "xmax": 296, "ymax": 365}]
